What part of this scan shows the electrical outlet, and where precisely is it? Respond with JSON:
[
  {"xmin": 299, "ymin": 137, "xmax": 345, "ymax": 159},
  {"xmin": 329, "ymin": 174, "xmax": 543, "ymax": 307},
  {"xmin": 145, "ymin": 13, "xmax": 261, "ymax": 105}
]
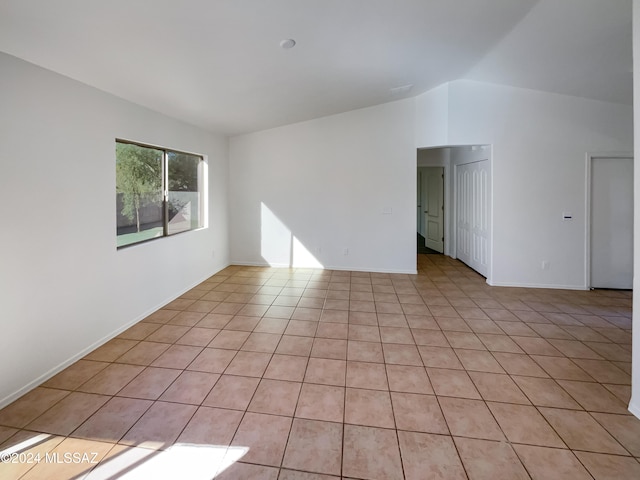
[
  {"xmin": 343, "ymin": 248, "xmax": 349, "ymax": 256},
  {"xmin": 541, "ymin": 260, "xmax": 550, "ymax": 270}
]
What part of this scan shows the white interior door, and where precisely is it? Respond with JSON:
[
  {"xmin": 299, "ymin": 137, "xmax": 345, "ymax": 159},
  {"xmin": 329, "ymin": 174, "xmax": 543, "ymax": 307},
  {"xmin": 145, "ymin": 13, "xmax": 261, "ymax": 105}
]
[
  {"xmin": 456, "ymin": 160, "xmax": 490, "ymax": 277},
  {"xmin": 590, "ymin": 157, "xmax": 633, "ymax": 289},
  {"xmin": 423, "ymin": 167, "xmax": 444, "ymax": 252}
]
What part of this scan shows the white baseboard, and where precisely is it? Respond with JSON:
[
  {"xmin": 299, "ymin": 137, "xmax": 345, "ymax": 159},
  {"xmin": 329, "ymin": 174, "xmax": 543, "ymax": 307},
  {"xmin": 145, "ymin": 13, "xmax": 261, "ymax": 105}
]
[
  {"xmin": 487, "ymin": 281, "xmax": 589, "ymax": 291},
  {"xmin": 230, "ymin": 260, "xmax": 416, "ymax": 275},
  {"xmin": 0, "ymin": 265, "xmax": 229, "ymax": 409}
]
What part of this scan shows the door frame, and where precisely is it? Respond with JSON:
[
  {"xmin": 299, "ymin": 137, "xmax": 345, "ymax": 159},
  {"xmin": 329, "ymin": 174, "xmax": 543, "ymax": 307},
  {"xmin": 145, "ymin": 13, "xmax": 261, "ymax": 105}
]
[{"xmin": 584, "ymin": 152, "xmax": 634, "ymax": 289}]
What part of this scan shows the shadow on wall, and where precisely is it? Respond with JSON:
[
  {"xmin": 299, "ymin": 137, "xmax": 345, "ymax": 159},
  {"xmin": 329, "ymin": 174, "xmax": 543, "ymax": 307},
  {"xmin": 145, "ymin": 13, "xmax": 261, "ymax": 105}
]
[{"xmin": 261, "ymin": 202, "xmax": 323, "ymax": 268}]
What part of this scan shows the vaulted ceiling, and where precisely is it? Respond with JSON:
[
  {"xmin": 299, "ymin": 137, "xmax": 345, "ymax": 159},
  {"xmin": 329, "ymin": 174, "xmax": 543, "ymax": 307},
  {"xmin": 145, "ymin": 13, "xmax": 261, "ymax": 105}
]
[{"xmin": 0, "ymin": 0, "xmax": 631, "ymax": 135}]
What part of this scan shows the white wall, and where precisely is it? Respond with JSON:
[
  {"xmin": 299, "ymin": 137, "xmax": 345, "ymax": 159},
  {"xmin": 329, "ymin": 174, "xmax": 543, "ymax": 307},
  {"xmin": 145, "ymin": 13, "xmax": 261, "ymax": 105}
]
[
  {"xmin": 0, "ymin": 53, "xmax": 229, "ymax": 406},
  {"xmin": 629, "ymin": 0, "xmax": 640, "ymax": 419},
  {"xmin": 415, "ymin": 83, "xmax": 449, "ymax": 147},
  {"xmin": 441, "ymin": 80, "xmax": 633, "ymax": 288},
  {"xmin": 229, "ymin": 99, "xmax": 416, "ymax": 273}
]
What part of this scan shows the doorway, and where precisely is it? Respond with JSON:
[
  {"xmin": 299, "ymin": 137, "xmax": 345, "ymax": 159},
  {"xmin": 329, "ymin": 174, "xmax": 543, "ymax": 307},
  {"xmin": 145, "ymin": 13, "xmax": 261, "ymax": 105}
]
[
  {"xmin": 416, "ymin": 145, "xmax": 492, "ymax": 279},
  {"xmin": 588, "ymin": 155, "xmax": 633, "ymax": 289},
  {"xmin": 417, "ymin": 167, "xmax": 444, "ymax": 254}
]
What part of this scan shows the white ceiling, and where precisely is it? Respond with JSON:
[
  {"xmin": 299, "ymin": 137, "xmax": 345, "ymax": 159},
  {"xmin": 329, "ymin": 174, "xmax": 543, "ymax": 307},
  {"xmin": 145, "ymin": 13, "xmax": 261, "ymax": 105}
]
[{"xmin": 0, "ymin": 0, "xmax": 632, "ymax": 135}]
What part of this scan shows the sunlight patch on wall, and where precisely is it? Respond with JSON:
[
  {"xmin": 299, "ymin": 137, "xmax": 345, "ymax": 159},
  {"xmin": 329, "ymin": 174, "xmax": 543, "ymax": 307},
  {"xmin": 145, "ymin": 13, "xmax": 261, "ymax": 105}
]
[{"xmin": 261, "ymin": 202, "xmax": 323, "ymax": 268}]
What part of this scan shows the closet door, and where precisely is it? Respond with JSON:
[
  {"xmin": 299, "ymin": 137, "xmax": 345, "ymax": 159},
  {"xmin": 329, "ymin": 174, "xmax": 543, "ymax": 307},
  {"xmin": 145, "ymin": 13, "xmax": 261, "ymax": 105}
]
[{"xmin": 456, "ymin": 160, "xmax": 490, "ymax": 277}]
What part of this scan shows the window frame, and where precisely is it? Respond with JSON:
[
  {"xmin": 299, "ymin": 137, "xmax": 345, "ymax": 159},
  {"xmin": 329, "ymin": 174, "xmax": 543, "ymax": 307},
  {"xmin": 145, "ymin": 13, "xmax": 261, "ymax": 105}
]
[{"xmin": 115, "ymin": 138, "xmax": 205, "ymax": 249}]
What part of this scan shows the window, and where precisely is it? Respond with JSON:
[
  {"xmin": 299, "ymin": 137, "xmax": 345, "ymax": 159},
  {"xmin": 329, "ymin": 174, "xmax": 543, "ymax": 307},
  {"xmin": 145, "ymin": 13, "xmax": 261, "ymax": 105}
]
[{"xmin": 116, "ymin": 140, "xmax": 204, "ymax": 248}]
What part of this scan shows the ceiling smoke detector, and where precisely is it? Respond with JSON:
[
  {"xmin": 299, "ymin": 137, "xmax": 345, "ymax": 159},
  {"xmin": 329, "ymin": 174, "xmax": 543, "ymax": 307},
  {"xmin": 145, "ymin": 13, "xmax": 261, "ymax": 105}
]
[{"xmin": 280, "ymin": 39, "xmax": 296, "ymax": 49}]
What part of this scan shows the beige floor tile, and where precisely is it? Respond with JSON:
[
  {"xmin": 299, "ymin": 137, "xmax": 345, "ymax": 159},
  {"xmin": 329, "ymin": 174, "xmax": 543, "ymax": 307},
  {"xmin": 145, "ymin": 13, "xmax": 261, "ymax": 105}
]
[
  {"xmin": 511, "ymin": 376, "xmax": 581, "ymax": 409},
  {"xmin": 419, "ymin": 346, "xmax": 464, "ymax": 369},
  {"xmin": 248, "ymin": 379, "xmax": 301, "ymax": 416},
  {"xmin": 345, "ymin": 388, "xmax": 395, "ymax": 428},
  {"xmin": 398, "ymin": 430, "xmax": 466, "ymax": 480},
  {"xmin": 468, "ymin": 371, "xmax": 530, "ymax": 404},
  {"xmin": 511, "ymin": 337, "xmax": 563, "ymax": 356},
  {"xmin": 492, "ymin": 352, "xmax": 549, "ymax": 377},
  {"xmin": 348, "ymin": 324, "xmax": 381, "ymax": 342},
  {"xmin": 177, "ymin": 406, "xmax": 243, "ymax": 445},
  {"xmin": 514, "ymin": 444, "xmax": 592, "ymax": 480},
  {"xmin": 168, "ymin": 311, "xmax": 207, "ymax": 327},
  {"xmin": 347, "ymin": 340, "xmax": 384, "ymax": 362},
  {"xmin": 187, "ymin": 347, "xmax": 236, "ymax": 373},
  {"xmin": 343, "ymin": 424, "xmax": 403, "ymax": 480},
  {"xmin": 319, "ymin": 309, "xmax": 349, "ymax": 323},
  {"xmin": 0, "ymin": 387, "xmax": 70, "ymax": 428},
  {"xmin": 231, "ymin": 412, "xmax": 292, "ymax": 467},
  {"xmin": 282, "ymin": 418, "xmax": 342, "ymax": 476},
  {"xmin": 386, "ymin": 364, "xmax": 433, "ymax": 394},
  {"xmin": 175, "ymin": 327, "xmax": 219, "ymax": 347},
  {"xmin": 444, "ymin": 331, "xmax": 486, "ymax": 350},
  {"xmin": 241, "ymin": 332, "xmax": 282, "ymax": 353},
  {"xmin": 477, "ymin": 334, "xmax": 524, "ymax": 353},
  {"xmin": 411, "ymin": 328, "xmax": 449, "ymax": 347},
  {"xmin": 276, "ymin": 335, "xmax": 314, "ymax": 356},
  {"xmin": 434, "ymin": 317, "xmax": 471, "ymax": 332},
  {"xmin": 72, "ymin": 396, "xmax": 152, "ymax": 442},
  {"xmin": 263, "ymin": 354, "xmax": 308, "ymax": 382},
  {"xmin": 120, "ymin": 401, "xmax": 197, "ymax": 449},
  {"xmin": 42, "ymin": 360, "xmax": 110, "ymax": 390},
  {"xmin": 159, "ymin": 371, "xmax": 219, "ymax": 404},
  {"xmin": 209, "ymin": 330, "xmax": 251, "ymax": 349},
  {"xmin": 454, "ymin": 437, "xmax": 530, "ymax": 480},
  {"xmin": 487, "ymin": 402, "xmax": 564, "ymax": 447},
  {"xmin": 76, "ymin": 364, "xmax": 144, "ymax": 397},
  {"xmin": 253, "ymin": 317, "xmax": 289, "ymax": 334},
  {"xmin": 455, "ymin": 349, "xmax": 505, "ymax": 374},
  {"xmin": 391, "ymin": 392, "xmax": 448, "ymax": 434},
  {"xmin": 574, "ymin": 451, "xmax": 640, "ymax": 480},
  {"xmin": 27, "ymin": 392, "xmax": 110, "ymax": 436},
  {"xmin": 438, "ymin": 397, "xmax": 504, "ymax": 441},
  {"xmin": 224, "ymin": 351, "xmax": 272, "ymax": 377},
  {"xmin": 427, "ymin": 368, "xmax": 481, "ymax": 399},
  {"xmin": 145, "ymin": 325, "xmax": 191, "ymax": 343},
  {"xmin": 83, "ymin": 338, "xmax": 138, "ymax": 362},
  {"xmin": 202, "ymin": 375, "xmax": 259, "ymax": 410},
  {"xmin": 379, "ymin": 326, "xmax": 414, "ymax": 344},
  {"xmin": 0, "ymin": 426, "xmax": 18, "ymax": 444},
  {"xmin": 116, "ymin": 367, "xmax": 181, "ymax": 400},
  {"xmin": 285, "ymin": 320, "xmax": 318, "ymax": 337},
  {"xmin": 346, "ymin": 361, "xmax": 388, "ymax": 390},
  {"xmin": 316, "ymin": 322, "xmax": 348, "ymax": 339},
  {"xmin": 603, "ymin": 383, "xmax": 631, "ymax": 404},
  {"xmin": 548, "ymin": 339, "xmax": 603, "ymax": 359},
  {"xmin": 304, "ymin": 358, "xmax": 346, "ymax": 386},
  {"xmin": 295, "ymin": 383, "xmax": 344, "ymax": 423},
  {"xmin": 196, "ymin": 313, "xmax": 233, "ymax": 329},
  {"xmin": 311, "ymin": 338, "xmax": 348, "ymax": 360},
  {"xmin": 114, "ymin": 341, "xmax": 171, "ymax": 366},
  {"xmin": 571, "ymin": 359, "xmax": 630, "ymax": 384},
  {"xmin": 557, "ymin": 380, "xmax": 629, "ymax": 414},
  {"xmin": 530, "ymin": 355, "xmax": 593, "ymax": 381},
  {"xmin": 590, "ymin": 412, "xmax": 640, "ymax": 456},
  {"xmin": 540, "ymin": 408, "xmax": 628, "ymax": 455},
  {"xmin": 382, "ymin": 344, "xmax": 423, "ymax": 366}
]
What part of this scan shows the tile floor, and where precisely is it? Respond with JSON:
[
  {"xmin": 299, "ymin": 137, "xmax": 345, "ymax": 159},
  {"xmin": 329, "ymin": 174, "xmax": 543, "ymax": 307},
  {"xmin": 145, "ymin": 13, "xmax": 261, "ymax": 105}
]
[{"xmin": 0, "ymin": 255, "xmax": 638, "ymax": 479}]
